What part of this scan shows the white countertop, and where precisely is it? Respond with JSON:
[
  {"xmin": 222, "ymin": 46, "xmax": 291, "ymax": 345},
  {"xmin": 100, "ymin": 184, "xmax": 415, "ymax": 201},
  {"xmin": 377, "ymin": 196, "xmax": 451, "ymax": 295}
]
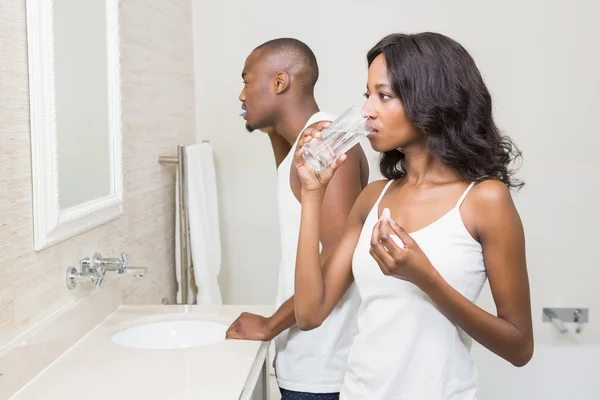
[{"xmin": 9, "ymin": 305, "xmax": 274, "ymax": 400}]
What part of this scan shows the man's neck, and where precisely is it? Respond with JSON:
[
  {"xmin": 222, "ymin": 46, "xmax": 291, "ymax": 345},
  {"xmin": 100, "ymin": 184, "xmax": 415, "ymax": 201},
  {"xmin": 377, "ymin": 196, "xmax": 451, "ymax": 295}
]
[{"xmin": 273, "ymin": 99, "xmax": 320, "ymax": 146}]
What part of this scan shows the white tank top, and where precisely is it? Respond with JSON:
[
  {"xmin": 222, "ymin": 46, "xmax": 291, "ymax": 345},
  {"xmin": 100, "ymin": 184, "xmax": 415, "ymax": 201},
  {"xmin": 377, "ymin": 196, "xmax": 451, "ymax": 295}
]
[
  {"xmin": 341, "ymin": 180, "xmax": 487, "ymax": 400},
  {"xmin": 275, "ymin": 111, "xmax": 362, "ymax": 393}
]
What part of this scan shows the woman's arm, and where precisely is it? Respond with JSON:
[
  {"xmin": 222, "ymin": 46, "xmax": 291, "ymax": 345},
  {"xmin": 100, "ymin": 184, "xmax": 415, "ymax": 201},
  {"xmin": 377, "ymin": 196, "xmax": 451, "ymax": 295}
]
[
  {"xmin": 291, "ymin": 121, "xmax": 385, "ymax": 330},
  {"xmin": 294, "ymin": 182, "xmax": 384, "ymax": 330}
]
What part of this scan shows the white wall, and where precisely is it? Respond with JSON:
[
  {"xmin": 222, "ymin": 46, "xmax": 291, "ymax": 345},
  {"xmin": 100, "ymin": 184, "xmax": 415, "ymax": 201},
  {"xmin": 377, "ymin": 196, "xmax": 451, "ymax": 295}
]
[{"xmin": 191, "ymin": 0, "xmax": 600, "ymax": 344}]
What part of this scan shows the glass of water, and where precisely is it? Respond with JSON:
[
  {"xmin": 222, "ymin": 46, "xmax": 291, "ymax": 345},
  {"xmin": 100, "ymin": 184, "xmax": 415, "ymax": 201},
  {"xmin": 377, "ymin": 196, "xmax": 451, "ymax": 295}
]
[{"xmin": 302, "ymin": 106, "xmax": 371, "ymax": 171}]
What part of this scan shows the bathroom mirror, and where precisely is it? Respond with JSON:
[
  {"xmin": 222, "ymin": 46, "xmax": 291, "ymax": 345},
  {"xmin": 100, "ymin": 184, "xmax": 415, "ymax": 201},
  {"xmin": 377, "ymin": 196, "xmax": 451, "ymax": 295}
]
[{"xmin": 26, "ymin": 0, "xmax": 123, "ymax": 251}]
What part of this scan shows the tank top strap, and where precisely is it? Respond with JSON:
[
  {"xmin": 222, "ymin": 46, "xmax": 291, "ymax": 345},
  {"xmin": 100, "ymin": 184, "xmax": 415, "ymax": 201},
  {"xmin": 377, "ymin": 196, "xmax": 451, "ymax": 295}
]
[
  {"xmin": 373, "ymin": 180, "xmax": 395, "ymax": 211},
  {"xmin": 455, "ymin": 182, "xmax": 476, "ymax": 209}
]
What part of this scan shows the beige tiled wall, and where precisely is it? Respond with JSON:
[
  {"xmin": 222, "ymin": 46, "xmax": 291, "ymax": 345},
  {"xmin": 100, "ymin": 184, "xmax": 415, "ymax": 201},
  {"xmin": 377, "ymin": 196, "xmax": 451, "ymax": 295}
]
[{"xmin": 0, "ymin": 0, "xmax": 195, "ymax": 349}]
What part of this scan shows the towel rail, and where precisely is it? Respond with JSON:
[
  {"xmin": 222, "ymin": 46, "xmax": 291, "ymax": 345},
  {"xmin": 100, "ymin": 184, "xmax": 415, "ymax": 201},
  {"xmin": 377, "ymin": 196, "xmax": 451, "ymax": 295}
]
[{"xmin": 158, "ymin": 140, "xmax": 210, "ymax": 304}]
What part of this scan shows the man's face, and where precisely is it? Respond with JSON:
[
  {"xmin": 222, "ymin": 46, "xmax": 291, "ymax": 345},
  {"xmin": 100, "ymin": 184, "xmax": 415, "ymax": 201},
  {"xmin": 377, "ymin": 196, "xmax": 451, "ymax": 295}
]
[{"xmin": 238, "ymin": 51, "xmax": 277, "ymax": 132}]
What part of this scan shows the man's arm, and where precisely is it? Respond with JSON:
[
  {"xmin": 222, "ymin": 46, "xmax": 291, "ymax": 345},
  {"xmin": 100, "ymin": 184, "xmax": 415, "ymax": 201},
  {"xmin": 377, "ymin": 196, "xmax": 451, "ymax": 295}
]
[
  {"xmin": 226, "ymin": 145, "xmax": 365, "ymax": 340},
  {"xmin": 226, "ymin": 298, "xmax": 294, "ymax": 341}
]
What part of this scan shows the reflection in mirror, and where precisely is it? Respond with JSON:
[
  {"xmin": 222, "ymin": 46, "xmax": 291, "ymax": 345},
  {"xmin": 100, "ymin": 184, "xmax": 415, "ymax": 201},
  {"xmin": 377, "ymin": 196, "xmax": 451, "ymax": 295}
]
[
  {"xmin": 54, "ymin": 0, "xmax": 112, "ymax": 209},
  {"xmin": 26, "ymin": 0, "xmax": 123, "ymax": 251}
]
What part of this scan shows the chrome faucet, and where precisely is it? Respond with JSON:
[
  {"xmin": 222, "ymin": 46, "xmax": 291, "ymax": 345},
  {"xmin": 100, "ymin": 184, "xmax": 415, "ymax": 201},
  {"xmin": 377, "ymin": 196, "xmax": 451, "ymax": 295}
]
[
  {"xmin": 542, "ymin": 307, "xmax": 589, "ymax": 334},
  {"xmin": 543, "ymin": 308, "xmax": 568, "ymax": 334},
  {"xmin": 66, "ymin": 257, "xmax": 98, "ymax": 290},
  {"xmin": 66, "ymin": 252, "xmax": 147, "ymax": 290}
]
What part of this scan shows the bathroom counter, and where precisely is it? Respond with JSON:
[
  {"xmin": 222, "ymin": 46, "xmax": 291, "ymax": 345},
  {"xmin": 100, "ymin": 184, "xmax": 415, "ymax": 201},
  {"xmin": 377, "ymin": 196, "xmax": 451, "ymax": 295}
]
[{"xmin": 9, "ymin": 305, "xmax": 274, "ymax": 400}]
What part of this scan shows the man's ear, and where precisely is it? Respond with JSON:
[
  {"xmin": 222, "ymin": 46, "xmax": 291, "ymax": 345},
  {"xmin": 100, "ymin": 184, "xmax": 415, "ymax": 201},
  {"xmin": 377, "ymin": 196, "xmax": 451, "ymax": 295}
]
[{"xmin": 275, "ymin": 72, "xmax": 290, "ymax": 94}]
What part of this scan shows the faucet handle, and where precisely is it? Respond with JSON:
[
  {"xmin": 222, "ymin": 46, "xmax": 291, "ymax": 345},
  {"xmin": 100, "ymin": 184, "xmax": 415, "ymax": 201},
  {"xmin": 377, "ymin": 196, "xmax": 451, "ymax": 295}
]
[
  {"xmin": 95, "ymin": 267, "xmax": 105, "ymax": 289},
  {"xmin": 543, "ymin": 308, "xmax": 568, "ymax": 334},
  {"xmin": 119, "ymin": 252, "xmax": 130, "ymax": 273},
  {"xmin": 574, "ymin": 309, "xmax": 583, "ymax": 333}
]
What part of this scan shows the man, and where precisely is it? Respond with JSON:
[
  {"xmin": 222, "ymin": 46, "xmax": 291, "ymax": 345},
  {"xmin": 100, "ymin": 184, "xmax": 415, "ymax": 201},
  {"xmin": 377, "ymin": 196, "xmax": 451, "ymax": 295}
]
[{"xmin": 227, "ymin": 38, "xmax": 369, "ymax": 399}]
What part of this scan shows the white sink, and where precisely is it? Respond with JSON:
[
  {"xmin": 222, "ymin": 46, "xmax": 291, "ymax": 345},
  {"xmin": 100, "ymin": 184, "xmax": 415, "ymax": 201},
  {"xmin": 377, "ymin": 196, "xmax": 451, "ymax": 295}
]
[{"xmin": 110, "ymin": 318, "xmax": 228, "ymax": 350}]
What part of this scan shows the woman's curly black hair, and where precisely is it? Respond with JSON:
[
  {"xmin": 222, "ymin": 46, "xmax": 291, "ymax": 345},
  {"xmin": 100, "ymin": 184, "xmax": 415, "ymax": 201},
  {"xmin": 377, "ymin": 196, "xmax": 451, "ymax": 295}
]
[{"xmin": 368, "ymin": 32, "xmax": 523, "ymax": 190}]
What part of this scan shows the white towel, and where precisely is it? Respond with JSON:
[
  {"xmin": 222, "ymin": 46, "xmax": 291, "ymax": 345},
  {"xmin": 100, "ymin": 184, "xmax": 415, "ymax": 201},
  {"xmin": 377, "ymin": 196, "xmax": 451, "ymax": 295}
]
[
  {"xmin": 175, "ymin": 168, "xmax": 195, "ymax": 305},
  {"xmin": 184, "ymin": 143, "xmax": 223, "ymax": 305}
]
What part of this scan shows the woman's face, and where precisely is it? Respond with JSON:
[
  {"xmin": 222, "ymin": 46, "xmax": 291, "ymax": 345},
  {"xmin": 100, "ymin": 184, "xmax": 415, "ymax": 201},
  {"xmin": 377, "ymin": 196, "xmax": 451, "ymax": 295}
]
[{"xmin": 363, "ymin": 54, "xmax": 421, "ymax": 152}]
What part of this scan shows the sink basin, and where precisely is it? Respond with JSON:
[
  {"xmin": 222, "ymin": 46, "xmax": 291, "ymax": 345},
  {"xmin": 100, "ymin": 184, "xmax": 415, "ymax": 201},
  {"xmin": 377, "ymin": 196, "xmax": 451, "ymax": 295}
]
[{"xmin": 110, "ymin": 319, "xmax": 228, "ymax": 350}]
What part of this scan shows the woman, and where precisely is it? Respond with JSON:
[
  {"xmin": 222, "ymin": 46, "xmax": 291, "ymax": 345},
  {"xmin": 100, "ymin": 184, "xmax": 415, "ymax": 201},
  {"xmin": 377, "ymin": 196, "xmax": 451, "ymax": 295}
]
[{"xmin": 292, "ymin": 32, "xmax": 533, "ymax": 399}]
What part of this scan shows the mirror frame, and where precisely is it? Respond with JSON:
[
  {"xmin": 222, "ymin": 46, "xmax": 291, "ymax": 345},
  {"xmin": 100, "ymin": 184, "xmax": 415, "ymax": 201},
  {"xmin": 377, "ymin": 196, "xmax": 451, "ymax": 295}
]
[{"xmin": 26, "ymin": 0, "xmax": 123, "ymax": 251}]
